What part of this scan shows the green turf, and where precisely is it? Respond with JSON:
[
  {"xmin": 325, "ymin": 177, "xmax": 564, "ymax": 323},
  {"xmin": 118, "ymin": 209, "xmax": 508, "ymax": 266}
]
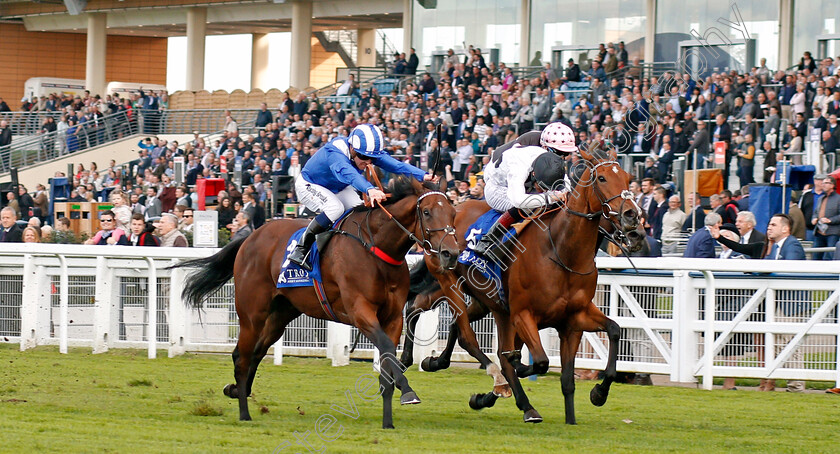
[{"xmin": 1, "ymin": 344, "xmax": 838, "ymax": 453}]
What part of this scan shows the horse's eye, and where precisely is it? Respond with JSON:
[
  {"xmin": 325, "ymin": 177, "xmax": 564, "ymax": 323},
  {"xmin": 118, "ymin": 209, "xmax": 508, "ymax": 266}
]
[
  {"xmin": 598, "ymin": 176, "xmax": 607, "ymax": 183},
  {"xmin": 423, "ymin": 209, "xmax": 431, "ymax": 217}
]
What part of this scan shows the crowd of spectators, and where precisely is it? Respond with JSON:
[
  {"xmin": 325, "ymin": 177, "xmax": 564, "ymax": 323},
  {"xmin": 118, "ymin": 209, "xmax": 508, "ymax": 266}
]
[{"xmin": 4, "ymin": 43, "xmax": 840, "ymax": 254}]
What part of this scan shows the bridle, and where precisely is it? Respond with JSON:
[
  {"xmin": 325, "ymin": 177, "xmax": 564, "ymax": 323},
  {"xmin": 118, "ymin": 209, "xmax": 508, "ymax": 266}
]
[
  {"xmin": 359, "ymin": 165, "xmax": 457, "ymax": 259},
  {"xmin": 548, "ymin": 159, "xmax": 641, "ymax": 274}
]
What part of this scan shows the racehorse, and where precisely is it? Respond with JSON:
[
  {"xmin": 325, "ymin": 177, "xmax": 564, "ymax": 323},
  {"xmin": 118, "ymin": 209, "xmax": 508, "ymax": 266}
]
[
  {"xmin": 402, "ymin": 142, "xmax": 644, "ymax": 424},
  {"xmin": 175, "ymin": 176, "xmax": 459, "ymax": 429}
]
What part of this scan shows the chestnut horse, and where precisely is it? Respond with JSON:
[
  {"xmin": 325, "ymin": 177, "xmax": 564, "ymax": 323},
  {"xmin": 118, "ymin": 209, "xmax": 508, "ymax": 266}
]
[
  {"xmin": 404, "ymin": 144, "xmax": 643, "ymax": 424},
  {"xmin": 176, "ymin": 176, "xmax": 459, "ymax": 429}
]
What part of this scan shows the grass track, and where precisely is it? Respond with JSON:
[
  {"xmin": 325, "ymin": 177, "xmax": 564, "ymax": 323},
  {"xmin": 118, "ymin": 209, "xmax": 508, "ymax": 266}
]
[{"xmin": 1, "ymin": 344, "xmax": 838, "ymax": 453}]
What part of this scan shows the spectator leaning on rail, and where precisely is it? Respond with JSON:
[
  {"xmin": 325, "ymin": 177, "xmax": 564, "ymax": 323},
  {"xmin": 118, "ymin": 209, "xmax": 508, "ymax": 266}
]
[
  {"xmin": 85, "ymin": 210, "xmax": 129, "ymax": 245},
  {"xmin": 683, "ymin": 212, "xmax": 722, "ymax": 258}
]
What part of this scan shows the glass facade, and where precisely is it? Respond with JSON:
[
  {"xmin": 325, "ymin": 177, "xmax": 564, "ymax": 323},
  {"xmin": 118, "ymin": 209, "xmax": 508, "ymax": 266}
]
[
  {"xmin": 408, "ymin": 0, "xmax": 813, "ymax": 74},
  {"xmin": 530, "ymin": 0, "xmax": 646, "ymax": 66},
  {"xmin": 412, "ymin": 0, "xmax": 521, "ymax": 67},
  {"xmin": 793, "ymin": 0, "xmax": 840, "ymax": 63},
  {"xmin": 656, "ymin": 0, "xmax": 779, "ymax": 71}
]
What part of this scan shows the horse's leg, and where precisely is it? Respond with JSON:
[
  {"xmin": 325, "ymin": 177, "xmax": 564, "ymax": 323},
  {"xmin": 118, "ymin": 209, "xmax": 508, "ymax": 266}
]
[
  {"xmin": 472, "ymin": 312, "xmax": 541, "ymax": 423},
  {"xmin": 558, "ymin": 328, "xmax": 583, "ymax": 425},
  {"xmin": 243, "ymin": 300, "xmax": 300, "ymax": 397},
  {"xmin": 401, "ymin": 286, "xmax": 441, "ymax": 368},
  {"xmin": 505, "ymin": 311, "xmax": 550, "ymax": 378},
  {"xmin": 573, "ymin": 305, "xmax": 621, "ymax": 407},
  {"xmin": 421, "ymin": 319, "xmax": 457, "ymax": 372},
  {"xmin": 228, "ymin": 317, "xmax": 261, "ymax": 421},
  {"xmin": 354, "ymin": 299, "xmax": 418, "ymax": 430},
  {"xmin": 451, "ymin": 306, "xmax": 511, "ymax": 398}
]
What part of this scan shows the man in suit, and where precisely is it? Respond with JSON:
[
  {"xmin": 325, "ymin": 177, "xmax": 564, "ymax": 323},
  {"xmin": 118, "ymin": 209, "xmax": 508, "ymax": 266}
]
[
  {"xmin": 684, "ymin": 212, "xmax": 721, "ymax": 258},
  {"xmin": 648, "ymin": 187, "xmax": 668, "ymax": 240},
  {"xmin": 828, "ymin": 92, "xmax": 840, "ymax": 116},
  {"xmin": 799, "ymin": 184, "xmax": 823, "ymax": 241},
  {"xmin": 144, "ymin": 186, "xmax": 162, "ymax": 220},
  {"xmin": 811, "ymin": 176, "xmax": 840, "ymax": 259},
  {"xmin": 682, "ymin": 192, "xmax": 706, "ymax": 232},
  {"xmin": 0, "ymin": 207, "xmax": 23, "ymax": 242},
  {"xmin": 764, "ymin": 213, "xmax": 807, "ymax": 393},
  {"xmin": 242, "ymin": 191, "xmax": 265, "ymax": 229},
  {"xmin": 734, "ymin": 211, "xmax": 765, "ymax": 258}
]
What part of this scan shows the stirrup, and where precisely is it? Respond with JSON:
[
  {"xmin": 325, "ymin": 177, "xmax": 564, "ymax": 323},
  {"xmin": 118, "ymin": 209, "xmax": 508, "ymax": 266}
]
[{"xmin": 289, "ymin": 246, "xmax": 312, "ymax": 271}]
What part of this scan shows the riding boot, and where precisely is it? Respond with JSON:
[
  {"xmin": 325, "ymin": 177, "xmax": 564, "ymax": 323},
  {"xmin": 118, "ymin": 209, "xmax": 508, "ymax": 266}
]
[
  {"xmin": 288, "ymin": 217, "xmax": 330, "ymax": 272},
  {"xmin": 472, "ymin": 219, "xmax": 514, "ymax": 258}
]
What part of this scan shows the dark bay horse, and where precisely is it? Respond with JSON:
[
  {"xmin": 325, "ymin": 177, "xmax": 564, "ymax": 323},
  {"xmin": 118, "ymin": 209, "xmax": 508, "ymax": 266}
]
[
  {"xmin": 404, "ymin": 144, "xmax": 643, "ymax": 424},
  {"xmin": 176, "ymin": 176, "xmax": 459, "ymax": 429}
]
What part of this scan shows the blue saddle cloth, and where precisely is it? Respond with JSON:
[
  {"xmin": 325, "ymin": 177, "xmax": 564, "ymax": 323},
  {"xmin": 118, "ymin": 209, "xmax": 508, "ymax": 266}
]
[
  {"xmin": 277, "ymin": 227, "xmax": 324, "ymax": 288},
  {"xmin": 457, "ymin": 209, "xmax": 515, "ymax": 302},
  {"xmin": 276, "ymin": 209, "xmax": 355, "ymax": 289}
]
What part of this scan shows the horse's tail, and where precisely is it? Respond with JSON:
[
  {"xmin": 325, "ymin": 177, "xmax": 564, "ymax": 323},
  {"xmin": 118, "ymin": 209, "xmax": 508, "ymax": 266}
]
[{"xmin": 170, "ymin": 235, "xmax": 247, "ymax": 309}]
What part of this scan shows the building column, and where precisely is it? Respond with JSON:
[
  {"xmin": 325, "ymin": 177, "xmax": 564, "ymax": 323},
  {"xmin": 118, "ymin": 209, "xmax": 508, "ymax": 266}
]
[
  {"xmin": 251, "ymin": 33, "xmax": 270, "ymax": 91},
  {"xmin": 644, "ymin": 0, "xmax": 656, "ymax": 63},
  {"xmin": 85, "ymin": 13, "xmax": 107, "ymax": 97},
  {"xmin": 357, "ymin": 28, "xmax": 377, "ymax": 67},
  {"xmin": 290, "ymin": 0, "xmax": 313, "ymax": 89},
  {"xmin": 778, "ymin": 0, "xmax": 794, "ymax": 70},
  {"xmin": 519, "ymin": 0, "xmax": 530, "ymax": 66},
  {"xmin": 402, "ymin": 0, "xmax": 413, "ymax": 53},
  {"xmin": 186, "ymin": 7, "xmax": 207, "ymax": 91}
]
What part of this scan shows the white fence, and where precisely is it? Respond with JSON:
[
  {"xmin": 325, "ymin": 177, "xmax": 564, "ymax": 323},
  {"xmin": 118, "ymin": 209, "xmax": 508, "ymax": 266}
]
[{"xmin": 1, "ymin": 244, "xmax": 839, "ymax": 389}]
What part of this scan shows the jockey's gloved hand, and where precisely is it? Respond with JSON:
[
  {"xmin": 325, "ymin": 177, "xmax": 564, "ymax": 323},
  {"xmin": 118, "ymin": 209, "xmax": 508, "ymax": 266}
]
[
  {"xmin": 368, "ymin": 188, "xmax": 387, "ymax": 204},
  {"xmin": 423, "ymin": 173, "xmax": 440, "ymax": 183},
  {"xmin": 549, "ymin": 189, "xmax": 568, "ymax": 205}
]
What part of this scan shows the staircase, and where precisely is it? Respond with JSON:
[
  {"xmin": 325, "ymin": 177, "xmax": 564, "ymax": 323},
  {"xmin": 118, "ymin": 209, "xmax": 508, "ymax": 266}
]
[{"xmin": 315, "ymin": 29, "xmax": 402, "ymax": 69}]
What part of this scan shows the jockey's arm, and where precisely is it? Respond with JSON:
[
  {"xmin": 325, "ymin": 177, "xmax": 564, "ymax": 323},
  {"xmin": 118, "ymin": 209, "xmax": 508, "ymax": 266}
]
[
  {"xmin": 372, "ymin": 154, "xmax": 427, "ymax": 182},
  {"xmin": 327, "ymin": 153, "xmax": 374, "ymax": 194}
]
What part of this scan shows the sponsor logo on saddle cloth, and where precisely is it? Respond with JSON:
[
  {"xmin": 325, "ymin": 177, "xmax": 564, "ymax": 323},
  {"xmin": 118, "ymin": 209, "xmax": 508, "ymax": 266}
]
[
  {"xmin": 458, "ymin": 209, "xmax": 512, "ymax": 302},
  {"xmin": 277, "ymin": 227, "xmax": 323, "ymax": 288}
]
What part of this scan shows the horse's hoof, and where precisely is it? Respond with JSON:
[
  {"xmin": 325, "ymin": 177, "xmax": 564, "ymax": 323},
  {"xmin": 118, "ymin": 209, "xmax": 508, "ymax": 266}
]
[
  {"xmin": 240, "ymin": 414, "xmax": 252, "ymax": 421},
  {"xmin": 420, "ymin": 356, "xmax": 436, "ymax": 372},
  {"xmin": 468, "ymin": 394, "xmax": 483, "ymax": 410},
  {"xmin": 399, "ymin": 358, "xmax": 413, "ymax": 369},
  {"xmin": 223, "ymin": 384, "xmax": 238, "ymax": 399},
  {"xmin": 523, "ymin": 408, "xmax": 543, "ymax": 423},
  {"xmin": 493, "ymin": 384, "xmax": 513, "ymax": 398},
  {"xmin": 400, "ymin": 391, "xmax": 421, "ymax": 405},
  {"xmin": 590, "ymin": 383, "xmax": 608, "ymax": 407},
  {"xmin": 383, "ymin": 424, "xmax": 395, "ymax": 430}
]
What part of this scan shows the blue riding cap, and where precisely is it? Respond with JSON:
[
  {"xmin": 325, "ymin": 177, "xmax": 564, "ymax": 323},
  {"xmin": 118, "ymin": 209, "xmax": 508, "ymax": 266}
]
[{"xmin": 349, "ymin": 124, "xmax": 388, "ymax": 158}]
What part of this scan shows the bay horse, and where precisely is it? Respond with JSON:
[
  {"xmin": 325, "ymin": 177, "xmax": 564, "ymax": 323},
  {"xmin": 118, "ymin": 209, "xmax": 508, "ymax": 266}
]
[
  {"xmin": 403, "ymin": 143, "xmax": 643, "ymax": 424},
  {"xmin": 175, "ymin": 176, "xmax": 459, "ymax": 429}
]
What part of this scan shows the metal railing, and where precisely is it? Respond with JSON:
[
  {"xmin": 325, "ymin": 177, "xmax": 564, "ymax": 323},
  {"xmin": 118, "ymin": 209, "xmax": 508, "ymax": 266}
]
[
  {"xmin": 0, "ymin": 110, "xmax": 137, "ymax": 172},
  {"xmin": 2, "ymin": 246, "xmax": 839, "ymax": 389},
  {"xmin": 0, "ymin": 110, "xmax": 70, "ymax": 136}
]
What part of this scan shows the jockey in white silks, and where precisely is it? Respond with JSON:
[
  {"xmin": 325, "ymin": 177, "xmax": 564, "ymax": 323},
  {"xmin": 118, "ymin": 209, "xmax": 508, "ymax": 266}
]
[
  {"xmin": 288, "ymin": 123, "xmax": 436, "ymax": 270},
  {"xmin": 472, "ymin": 122, "xmax": 579, "ymax": 257}
]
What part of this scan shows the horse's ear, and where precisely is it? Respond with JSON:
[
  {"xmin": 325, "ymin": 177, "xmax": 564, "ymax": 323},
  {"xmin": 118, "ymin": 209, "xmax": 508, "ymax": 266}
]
[
  {"xmin": 578, "ymin": 141, "xmax": 595, "ymax": 161},
  {"xmin": 607, "ymin": 143, "xmax": 617, "ymax": 161}
]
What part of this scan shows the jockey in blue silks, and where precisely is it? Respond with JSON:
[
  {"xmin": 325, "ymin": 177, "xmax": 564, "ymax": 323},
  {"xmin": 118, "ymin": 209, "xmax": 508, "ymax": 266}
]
[{"xmin": 288, "ymin": 123, "xmax": 436, "ymax": 270}]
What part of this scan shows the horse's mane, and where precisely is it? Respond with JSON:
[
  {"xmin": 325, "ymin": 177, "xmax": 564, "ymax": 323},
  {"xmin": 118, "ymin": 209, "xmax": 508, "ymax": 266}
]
[{"xmin": 350, "ymin": 175, "xmax": 437, "ymax": 213}]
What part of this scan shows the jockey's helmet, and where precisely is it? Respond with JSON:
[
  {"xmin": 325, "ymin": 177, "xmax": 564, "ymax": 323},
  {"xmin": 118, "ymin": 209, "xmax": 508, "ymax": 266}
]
[
  {"xmin": 349, "ymin": 124, "xmax": 388, "ymax": 158},
  {"xmin": 531, "ymin": 152, "xmax": 566, "ymax": 191},
  {"xmin": 540, "ymin": 122, "xmax": 577, "ymax": 153}
]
